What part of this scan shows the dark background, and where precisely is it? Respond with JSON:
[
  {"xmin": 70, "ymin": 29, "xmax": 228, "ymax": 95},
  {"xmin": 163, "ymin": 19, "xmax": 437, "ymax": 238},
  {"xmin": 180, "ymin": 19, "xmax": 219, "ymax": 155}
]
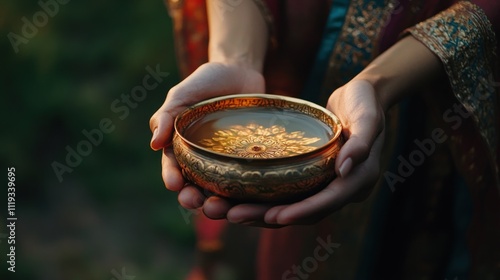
[{"xmin": 1, "ymin": 0, "xmax": 196, "ymax": 279}]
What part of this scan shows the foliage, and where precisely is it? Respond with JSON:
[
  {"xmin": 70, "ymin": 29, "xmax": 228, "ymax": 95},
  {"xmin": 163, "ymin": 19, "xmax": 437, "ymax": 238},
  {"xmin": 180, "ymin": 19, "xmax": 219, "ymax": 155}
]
[{"xmin": 1, "ymin": 0, "xmax": 195, "ymax": 279}]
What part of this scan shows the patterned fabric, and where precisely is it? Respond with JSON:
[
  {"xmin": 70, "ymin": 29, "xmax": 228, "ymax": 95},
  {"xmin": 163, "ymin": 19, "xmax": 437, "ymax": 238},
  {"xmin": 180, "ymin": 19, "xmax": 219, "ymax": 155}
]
[
  {"xmin": 165, "ymin": 0, "xmax": 209, "ymax": 77},
  {"xmin": 321, "ymin": 0, "xmax": 400, "ymax": 103},
  {"xmin": 405, "ymin": 2, "xmax": 500, "ymax": 276},
  {"xmin": 407, "ymin": 1, "xmax": 498, "ymax": 173},
  {"xmin": 164, "ymin": 0, "xmax": 500, "ymax": 278}
]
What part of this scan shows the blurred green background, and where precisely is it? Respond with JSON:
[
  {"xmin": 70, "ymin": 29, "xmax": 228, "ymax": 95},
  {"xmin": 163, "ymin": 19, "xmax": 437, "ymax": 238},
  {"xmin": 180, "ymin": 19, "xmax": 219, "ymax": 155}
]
[{"xmin": 1, "ymin": 0, "xmax": 196, "ymax": 279}]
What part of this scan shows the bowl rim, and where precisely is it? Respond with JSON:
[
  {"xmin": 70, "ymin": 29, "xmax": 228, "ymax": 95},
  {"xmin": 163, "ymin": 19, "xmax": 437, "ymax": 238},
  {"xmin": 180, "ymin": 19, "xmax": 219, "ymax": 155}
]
[{"xmin": 173, "ymin": 93, "xmax": 343, "ymax": 161}]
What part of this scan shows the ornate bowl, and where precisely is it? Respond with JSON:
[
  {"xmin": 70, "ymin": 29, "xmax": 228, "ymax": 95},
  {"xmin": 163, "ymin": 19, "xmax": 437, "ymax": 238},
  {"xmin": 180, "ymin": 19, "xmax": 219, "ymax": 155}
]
[{"xmin": 172, "ymin": 94, "xmax": 343, "ymax": 202}]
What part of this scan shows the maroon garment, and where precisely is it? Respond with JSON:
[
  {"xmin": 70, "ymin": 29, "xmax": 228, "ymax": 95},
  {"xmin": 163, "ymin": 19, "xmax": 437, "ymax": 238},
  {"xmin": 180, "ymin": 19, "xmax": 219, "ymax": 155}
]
[{"xmin": 165, "ymin": 0, "xmax": 500, "ymax": 278}]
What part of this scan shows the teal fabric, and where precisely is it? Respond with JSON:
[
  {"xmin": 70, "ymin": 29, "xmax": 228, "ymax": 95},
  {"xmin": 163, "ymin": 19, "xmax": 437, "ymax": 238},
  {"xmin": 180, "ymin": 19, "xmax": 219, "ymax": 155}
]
[
  {"xmin": 444, "ymin": 174, "xmax": 472, "ymax": 278},
  {"xmin": 301, "ymin": 0, "xmax": 389, "ymax": 105},
  {"xmin": 300, "ymin": 0, "xmax": 350, "ymax": 105}
]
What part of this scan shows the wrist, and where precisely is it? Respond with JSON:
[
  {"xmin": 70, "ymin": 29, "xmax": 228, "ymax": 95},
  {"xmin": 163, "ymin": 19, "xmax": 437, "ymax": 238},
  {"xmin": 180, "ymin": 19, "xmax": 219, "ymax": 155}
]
[
  {"xmin": 352, "ymin": 36, "xmax": 445, "ymax": 113},
  {"xmin": 351, "ymin": 69, "xmax": 392, "ymax": 113},
  {"xmin": 207, "ymin": 0, "xmax": 268, "ymax": 74},
  {"xmin": 208, "ymin": 52, "xmax": 265, "ymax": 73}
]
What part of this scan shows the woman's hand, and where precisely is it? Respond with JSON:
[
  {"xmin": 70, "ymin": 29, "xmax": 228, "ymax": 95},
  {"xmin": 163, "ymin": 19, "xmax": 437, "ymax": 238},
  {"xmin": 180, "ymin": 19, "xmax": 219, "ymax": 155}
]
[
  {"xmin": 196, "ymin": 35, "xmax": 444, "ymax": 227},
  {"xmin": 187, "ymin": 79, "xmax": 386, "ymax": 227},
  {"xmin": 149, "ymin": 62, "xmax": 265, "ymax": 207},
  {"xmin": 152, "ymin": 35, "xmax": 443, "ymax": 227}
]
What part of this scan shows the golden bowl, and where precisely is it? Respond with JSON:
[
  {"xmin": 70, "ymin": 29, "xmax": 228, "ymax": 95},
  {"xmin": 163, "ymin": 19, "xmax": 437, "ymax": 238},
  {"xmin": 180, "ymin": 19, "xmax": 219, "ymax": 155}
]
[{"xmin": 173, "ymin": 94, "xmax": 343, "ymax": 202}]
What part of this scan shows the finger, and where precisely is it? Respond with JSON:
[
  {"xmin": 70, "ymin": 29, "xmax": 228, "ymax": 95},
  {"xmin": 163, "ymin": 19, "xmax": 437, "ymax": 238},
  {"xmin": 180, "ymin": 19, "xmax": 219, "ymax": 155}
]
[
  {"xmin": 226, "ymin": 203, "xmax": 274, "ymax": 224},
  {"xmin": 149, "ymin": 89, "xmax": 190, "ymax": 151},
  {"xmin": 202, "ymin": 196, "xmax": 233, "ymax": 219},
  {"xmin": 150, "ymin": 62, "xmax": 267, "ymax": 152},
  {"xmin": 336, "ymin": 132, "xmax": 375, "ymax": 178},
  {"xmin": 262, "ymin": 205, "xmax": 288, "ymax": 224},
  {"xmin": 161, "ymin": 148, "xmax": 185, "ymax": 191},
  {"xmin": 178, "ymin": 185, "xmax": 207, "ymax": 209},
  {"xmin": 148, "ymin": 87, "xmax": 219, "ymax": 152},
  {"xmin": 268, "ymin": 133, "xmax": 385, "ymax": 225},
  {"xmin": 330, "ymin": 80, "xmax": 384, "ymax": 177},
  {"xmin": 267, "ymin": 184, "xmax": 349, "ymax": 225},
  {"xmin": 149, "ymin": 83, "xmax": 194, "ymax": 151},
  {"xmin": 149, "ymin": 108, "xmax": 176, "ymax": 151}
]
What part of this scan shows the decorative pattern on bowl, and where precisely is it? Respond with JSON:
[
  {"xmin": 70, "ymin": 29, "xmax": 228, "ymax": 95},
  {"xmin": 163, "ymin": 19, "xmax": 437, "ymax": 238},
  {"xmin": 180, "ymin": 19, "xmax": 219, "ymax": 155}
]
[{"xmin": 173, "ymin": 94, "xmax": 344, "ymax": 202}]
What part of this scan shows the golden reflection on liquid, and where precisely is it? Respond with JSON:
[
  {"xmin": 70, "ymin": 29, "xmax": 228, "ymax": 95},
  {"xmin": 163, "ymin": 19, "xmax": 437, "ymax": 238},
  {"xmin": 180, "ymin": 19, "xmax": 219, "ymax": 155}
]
[{"xmin": 199, "ymin": 123, "xmax": 321, "ymax": 158}]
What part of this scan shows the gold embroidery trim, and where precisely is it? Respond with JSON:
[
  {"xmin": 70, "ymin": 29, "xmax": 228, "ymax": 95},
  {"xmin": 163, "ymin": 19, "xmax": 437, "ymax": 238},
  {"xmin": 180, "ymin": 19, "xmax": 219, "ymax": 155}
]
[
  {"xmin": 320, "ymin": 0, "xmax": 400, "ymax": 103},
  {"xmin": 406, "ymin": 1, "xmax": 498, "ymax": 157}
]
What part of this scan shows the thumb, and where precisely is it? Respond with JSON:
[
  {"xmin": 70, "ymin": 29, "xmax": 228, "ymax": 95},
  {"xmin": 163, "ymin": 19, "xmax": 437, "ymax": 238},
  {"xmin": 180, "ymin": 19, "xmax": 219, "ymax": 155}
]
[
  {"xmin": 149, "ymin": 81, "xmax": 197, "ymax": 151},
  {"xmin": 149, "ymin": 107, "xmax": 177, "ymax": 151},
  {"xmin": 330, "ymin": 80, "xmax": 384, "ymax": 177},
  {"xmin": 148, "ymin": 62, "xmax": 266, "ymax": 151}
]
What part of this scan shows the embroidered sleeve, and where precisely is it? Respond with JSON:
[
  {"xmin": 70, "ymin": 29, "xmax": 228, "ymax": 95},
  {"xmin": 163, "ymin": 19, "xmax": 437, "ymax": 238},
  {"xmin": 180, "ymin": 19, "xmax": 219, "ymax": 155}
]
[{"xmin": 406, "ymin": 1, "xmax": 498, "ymax": 160}]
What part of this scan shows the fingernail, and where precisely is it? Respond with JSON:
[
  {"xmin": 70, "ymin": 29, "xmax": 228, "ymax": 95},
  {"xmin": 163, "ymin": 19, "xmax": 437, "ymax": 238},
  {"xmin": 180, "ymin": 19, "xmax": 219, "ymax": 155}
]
[
  {"xmin": 152, "ymin": 128, "xmax": 159, "ymax": 141},
  {"xmin": 227, "ymin": 216, "xmax": 246, "ymax": 224},
  {"xmin": 150, "ymin": 128, "xmax": 159, "ymax": 148},
  {"xmin": 339, "ymin": 157, "xmax": 353, "ymax": 178}
]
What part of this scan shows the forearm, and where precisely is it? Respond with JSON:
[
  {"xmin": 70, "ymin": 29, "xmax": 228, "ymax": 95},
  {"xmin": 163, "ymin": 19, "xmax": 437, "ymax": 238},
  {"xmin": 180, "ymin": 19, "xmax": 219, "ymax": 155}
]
[
  {"xmin": 353, "ymin": 35, "xmax": 445, "ymax": 112},
  {"xmin": 355, "ymin": 1, "xmax": 498, "ymax": 113},
  {"xmin": 207, "ymin": 0, "xmax": 268, "ymax": 72}
]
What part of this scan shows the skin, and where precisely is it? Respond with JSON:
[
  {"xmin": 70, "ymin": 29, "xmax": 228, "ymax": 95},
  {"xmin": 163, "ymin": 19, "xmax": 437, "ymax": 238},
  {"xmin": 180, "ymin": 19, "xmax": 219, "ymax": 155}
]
[{"xmin": 149, "ymin": 0, "xmax": 444, "ymax": 227}]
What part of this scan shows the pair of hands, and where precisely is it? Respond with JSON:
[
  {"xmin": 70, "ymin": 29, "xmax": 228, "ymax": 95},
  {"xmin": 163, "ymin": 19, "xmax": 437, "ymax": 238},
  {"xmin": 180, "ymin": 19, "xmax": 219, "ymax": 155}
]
[{"xmin": 149, "ymin": 62, "xmax": 386, "ymax": 227}]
